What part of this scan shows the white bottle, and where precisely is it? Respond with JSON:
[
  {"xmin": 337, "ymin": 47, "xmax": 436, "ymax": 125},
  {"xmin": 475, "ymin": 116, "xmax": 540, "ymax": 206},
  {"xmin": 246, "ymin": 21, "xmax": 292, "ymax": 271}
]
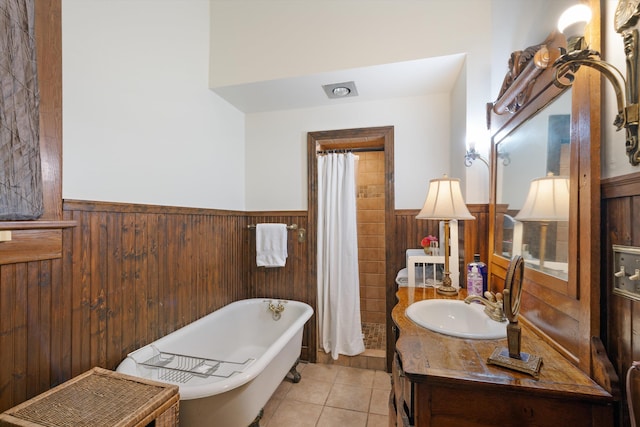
[{"xmin": 467, "ymin": 265, "xmax": 483, "ymax": 297}]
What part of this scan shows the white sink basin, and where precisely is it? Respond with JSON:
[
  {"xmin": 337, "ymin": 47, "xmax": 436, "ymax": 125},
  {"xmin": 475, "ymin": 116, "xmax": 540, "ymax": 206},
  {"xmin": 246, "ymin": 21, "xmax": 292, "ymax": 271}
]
[{"xmin": 405, "ymin": 299, "xmax": 507, "ymax": 339}]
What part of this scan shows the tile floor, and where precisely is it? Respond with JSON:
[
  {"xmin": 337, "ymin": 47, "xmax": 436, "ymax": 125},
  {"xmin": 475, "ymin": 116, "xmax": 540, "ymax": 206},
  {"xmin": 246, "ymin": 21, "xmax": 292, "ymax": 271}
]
[
  {"xmin": 261, "ymin": 362, "xmax": 391, "ymax": 427},
  {"xmin": 361, "ymin": 322, "xmax": 386, "ymax": 351}
]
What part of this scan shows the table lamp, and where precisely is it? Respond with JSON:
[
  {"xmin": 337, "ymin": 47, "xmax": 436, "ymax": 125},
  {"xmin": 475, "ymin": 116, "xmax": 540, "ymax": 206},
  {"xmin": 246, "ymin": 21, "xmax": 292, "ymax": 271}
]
[
  {"xmin": 514, "ymin": 173, "xmax": 569, "ymax": 270},
  {"xmin": 416, "ymin": 175, "xmax": 475, "ymax": 295}
]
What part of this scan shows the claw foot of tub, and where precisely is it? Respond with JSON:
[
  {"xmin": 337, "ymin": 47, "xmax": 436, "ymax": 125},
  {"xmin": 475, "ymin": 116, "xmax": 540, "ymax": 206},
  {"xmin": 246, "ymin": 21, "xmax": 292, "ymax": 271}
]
[
  {"xmin": 249, "ymin": 408, "xmax": 263, "ymax": 427},
  {"xmin": 288, "ymin": 359, "xmax": 302, "ymax": 383}
]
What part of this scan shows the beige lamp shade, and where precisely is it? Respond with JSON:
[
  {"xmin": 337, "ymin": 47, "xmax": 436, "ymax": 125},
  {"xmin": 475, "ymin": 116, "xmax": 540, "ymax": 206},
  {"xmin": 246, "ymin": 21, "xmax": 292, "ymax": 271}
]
[
  {"xmin": 515, "ymin": 174, "xmax": 570, "ymax": 222},
  {"xmin": 416, "ymin": 176, "xmax": 475, "ymax": 220}
]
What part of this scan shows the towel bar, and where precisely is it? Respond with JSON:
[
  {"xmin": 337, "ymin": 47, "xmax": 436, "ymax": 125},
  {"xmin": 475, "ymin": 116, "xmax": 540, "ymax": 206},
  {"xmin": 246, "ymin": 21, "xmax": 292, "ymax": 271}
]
[
  {"xmin": 247, "ymin": 223, "xmax": 306, "ymax": 242},
  {"xmin": 247, "ymin": 224, "xmax": 297, "ymax": 230}
]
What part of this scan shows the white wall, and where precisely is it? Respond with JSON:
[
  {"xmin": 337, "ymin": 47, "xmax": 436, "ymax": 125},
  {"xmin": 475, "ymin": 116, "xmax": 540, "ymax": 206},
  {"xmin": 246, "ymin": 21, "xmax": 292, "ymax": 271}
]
[
  {"xmin": 245, "ymin": 94, "xmax": 450, "ymax": 211},
  {"xmin": 212, "ymin": 0, "xmax": 492, "ymax": 210},
  {"xmin": 62, "ymin": 0, "xmax": 246, "ymax": 210},
  {"xmin": 490, "ymin": 0, "xmax": 577, "ymax": 95},
  {"xmin": 602, "ymin": 0, "xmax": 637, "ymax": 178},
  {"xmin": 210, "ymin": 0, "xmax": 491, "ymax": 89},
  {"xmin": 62, "ymin": 1, "xmax": 591, "ymax": 212}
]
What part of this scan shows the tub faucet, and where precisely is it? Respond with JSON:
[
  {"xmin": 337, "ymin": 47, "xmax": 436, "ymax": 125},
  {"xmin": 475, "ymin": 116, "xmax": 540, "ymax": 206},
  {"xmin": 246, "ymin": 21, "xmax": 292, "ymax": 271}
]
[
  {"xmin": 464, "ymin": 291, "xmax": 506, "ymax": 322},
  {"xmin": 265, "ymin": 299, "xmax": 287, "ymax": 320}
]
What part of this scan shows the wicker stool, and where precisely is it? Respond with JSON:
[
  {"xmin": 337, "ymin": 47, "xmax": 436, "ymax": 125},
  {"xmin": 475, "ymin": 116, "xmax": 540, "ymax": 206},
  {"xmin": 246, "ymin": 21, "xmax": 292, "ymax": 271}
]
[{"xmin": 0, "ymin": 367, "xmax": 179, "ymax": 427}]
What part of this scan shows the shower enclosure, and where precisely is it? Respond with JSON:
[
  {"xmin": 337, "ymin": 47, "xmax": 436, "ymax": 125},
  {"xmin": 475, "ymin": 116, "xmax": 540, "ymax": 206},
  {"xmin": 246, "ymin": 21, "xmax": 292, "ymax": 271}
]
[{"xmin": 307, "ymin": 126, "xmax": 395, "ymax": 371}]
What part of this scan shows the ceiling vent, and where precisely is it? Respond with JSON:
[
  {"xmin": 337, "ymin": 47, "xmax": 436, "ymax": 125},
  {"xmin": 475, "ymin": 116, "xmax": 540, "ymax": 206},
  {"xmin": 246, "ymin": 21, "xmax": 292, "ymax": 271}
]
[{"xmin": 322, "ymin": 81, "xmax": 358, "ymax": 99}]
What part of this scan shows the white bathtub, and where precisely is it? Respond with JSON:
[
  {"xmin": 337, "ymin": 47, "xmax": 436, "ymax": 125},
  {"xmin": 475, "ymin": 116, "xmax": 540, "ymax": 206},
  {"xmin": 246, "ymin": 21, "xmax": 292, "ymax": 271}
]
[{"xmin": 116, "ymin": 298, "xmax": 313, "ymax": 427}]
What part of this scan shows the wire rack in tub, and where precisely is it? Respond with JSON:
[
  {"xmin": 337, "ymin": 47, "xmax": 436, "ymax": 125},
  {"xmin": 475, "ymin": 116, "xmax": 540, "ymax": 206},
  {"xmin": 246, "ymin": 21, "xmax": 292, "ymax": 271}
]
[{"xmin": 138, "ymin": 346, "xmax": 256, "ymax": 384}]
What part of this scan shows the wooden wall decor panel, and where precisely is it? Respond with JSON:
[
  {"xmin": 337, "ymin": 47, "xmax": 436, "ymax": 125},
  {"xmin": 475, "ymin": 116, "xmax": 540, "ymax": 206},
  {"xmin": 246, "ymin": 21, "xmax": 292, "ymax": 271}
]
[
  {"xmin": 35, "ymin": 0, "xmax": 62, "ymax": 220},
  {"xmin": 602, "ymin": 172, "xmax": 640, "ymax": 427},
  {"xmin": 0, "ymin": 0, "xmax": 74, "ymax": 265}
]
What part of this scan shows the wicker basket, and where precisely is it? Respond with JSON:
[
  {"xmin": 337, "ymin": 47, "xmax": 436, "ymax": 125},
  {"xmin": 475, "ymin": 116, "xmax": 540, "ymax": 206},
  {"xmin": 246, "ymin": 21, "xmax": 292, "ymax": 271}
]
[{"xmin": 0, "ymin": 367, "xmax": 179, "ymax": 427}]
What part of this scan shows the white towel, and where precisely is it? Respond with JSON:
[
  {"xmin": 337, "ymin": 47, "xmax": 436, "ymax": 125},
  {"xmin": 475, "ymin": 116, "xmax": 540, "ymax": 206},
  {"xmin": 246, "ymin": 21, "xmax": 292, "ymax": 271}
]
[{"xmin": 256, "ymin": 223, "xmax": 288, "ymax": 267}]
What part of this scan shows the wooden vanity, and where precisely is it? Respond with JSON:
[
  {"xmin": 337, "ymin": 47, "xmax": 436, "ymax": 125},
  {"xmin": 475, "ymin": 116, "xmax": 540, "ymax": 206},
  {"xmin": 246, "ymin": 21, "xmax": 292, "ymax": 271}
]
[{"xmin": 390, "ymin": 287, "xmax": 615, "ymax": 427}]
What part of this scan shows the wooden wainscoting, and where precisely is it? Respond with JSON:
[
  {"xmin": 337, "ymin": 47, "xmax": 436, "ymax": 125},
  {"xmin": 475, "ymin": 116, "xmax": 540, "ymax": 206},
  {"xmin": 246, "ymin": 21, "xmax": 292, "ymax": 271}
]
[
  {"xmin": 61, "ymin": 200, "xmax": 249, "ymax": 376},
  {"xmin": 0, "ymin": 200, "xmax": 248, "ymax": 412},
  {"xmin": 392, "ymin": 205, "xmax": 489, "ymax": 280},
  {"xmin": 602, "ymin": 171, "xmax": 640, "ymax": 427},
  {"xmin": 245, "ymin": 212, "xmax": 312, "ymax": 361},
  {"xmin": 0, "ymin": 258, "xmax": 64, "ymax": 412},
  {"xmin": 0, "ymin": 202, "xmax": 485, "ymax": 412},
  {"xmin": 0, "ymin": 202, "xmax": 315, "ymax": 413}
]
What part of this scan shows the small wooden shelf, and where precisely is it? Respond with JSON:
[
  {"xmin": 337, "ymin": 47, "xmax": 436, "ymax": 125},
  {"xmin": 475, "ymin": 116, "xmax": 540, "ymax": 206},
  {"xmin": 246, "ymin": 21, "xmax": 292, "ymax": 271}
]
[{"xmin": 0, "ymin": 221, "xmax": 76, "ymax": 265}]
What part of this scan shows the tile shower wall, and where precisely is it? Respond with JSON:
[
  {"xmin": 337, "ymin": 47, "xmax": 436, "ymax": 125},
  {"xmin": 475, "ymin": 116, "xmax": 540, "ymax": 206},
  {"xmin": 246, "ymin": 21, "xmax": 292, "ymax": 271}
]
[{"xmin": 356, "ymin": 152, "xmax": 386, "ymax": 325}]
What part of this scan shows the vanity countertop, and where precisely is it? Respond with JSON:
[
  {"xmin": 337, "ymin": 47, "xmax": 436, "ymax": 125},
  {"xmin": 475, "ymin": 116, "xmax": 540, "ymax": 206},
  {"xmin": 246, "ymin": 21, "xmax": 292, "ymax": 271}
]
[{"xmin": 392, "ymin": 286, "xmax": 613, "ymax": 402}]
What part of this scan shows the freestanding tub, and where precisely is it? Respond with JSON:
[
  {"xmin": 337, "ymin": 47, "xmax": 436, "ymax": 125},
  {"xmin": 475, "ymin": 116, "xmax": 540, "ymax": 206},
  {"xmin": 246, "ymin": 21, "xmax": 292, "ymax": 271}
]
[{"xmin": 116, "ymin": 298, "xmax": 313, "ymax": 427}]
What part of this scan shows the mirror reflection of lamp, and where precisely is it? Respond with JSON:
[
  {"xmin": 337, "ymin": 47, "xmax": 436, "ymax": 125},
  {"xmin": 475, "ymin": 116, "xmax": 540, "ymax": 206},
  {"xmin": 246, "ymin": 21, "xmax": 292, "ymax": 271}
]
[
  {"xmin": 416, "ymin": 175, "xmax": 475, "ymax": 296},
  {"xmin": 514, "ymin": 173, "xmax": 570, "ymax": 269}
]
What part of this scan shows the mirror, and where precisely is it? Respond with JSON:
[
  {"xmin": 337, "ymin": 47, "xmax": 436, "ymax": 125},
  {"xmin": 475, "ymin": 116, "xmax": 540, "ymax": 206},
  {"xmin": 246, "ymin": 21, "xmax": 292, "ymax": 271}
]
[
  {"xmin": 487, "ymin": 255, "xmax": 542, "ymax": 378},
  {"xmin": 493, "ymin": 90, "xmax": 571, "ymax": 281},
  {"xmin": 504, "ymin": 255, "xmax": 524, "ymax": 322},
  {"xmin": 487, "ymin": 22, "xmax": 601, "ymax": 373}
]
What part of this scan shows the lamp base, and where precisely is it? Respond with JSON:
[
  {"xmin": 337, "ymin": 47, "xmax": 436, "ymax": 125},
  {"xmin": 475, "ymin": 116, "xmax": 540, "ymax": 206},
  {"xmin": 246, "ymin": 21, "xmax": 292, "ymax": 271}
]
[
  {"xmin": 436, "ymin": 285, "xmax": 459, "ymax": 296},
  {"xmin": 487, "ymin": 347, "xmax": 543, "ymax": 378},
  {"xmin": 436, "ymin": 271, "xmax": 458, "ymax": 296}
]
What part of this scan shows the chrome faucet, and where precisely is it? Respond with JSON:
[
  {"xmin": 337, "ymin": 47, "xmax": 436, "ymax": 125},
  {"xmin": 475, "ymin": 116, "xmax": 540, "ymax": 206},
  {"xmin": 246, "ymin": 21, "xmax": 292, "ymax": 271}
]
[{"xmin": 464, "ymin": 291, "xmax": 506, "ymax": 322}]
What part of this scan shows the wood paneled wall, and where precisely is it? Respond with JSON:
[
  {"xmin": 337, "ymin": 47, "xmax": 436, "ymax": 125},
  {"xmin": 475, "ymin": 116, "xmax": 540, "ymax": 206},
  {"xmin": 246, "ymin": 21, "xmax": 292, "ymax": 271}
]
[
  {"xmin": 602, "ymin": 171, "xmax": 640, "ymax": 427},
  {"xmin": 245, "ymin": 212, "xmax": 313, "ymax": 360},
  {"xmin": 392, "ymin": 205, "xmax": 490, "ymax": 280},
  {"xmin": 0, "ymin": 259, "xmax": 63, "ymax": 411},
  {"xmin": 0, "ymin": 200, "xmax": 487, "ymax": 412},
  {"xmin": 0, "ymin": 202, "xmax": 318, "ymax": 412},
  {"xmin": 62, "ymin": 201, "xmax": 248, "ymax": 369}
]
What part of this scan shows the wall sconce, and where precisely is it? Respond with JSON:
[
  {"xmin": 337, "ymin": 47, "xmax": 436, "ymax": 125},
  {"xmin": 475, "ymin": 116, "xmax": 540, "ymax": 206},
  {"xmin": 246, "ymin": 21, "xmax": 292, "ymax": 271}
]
[
  {"xmin": 553, "ymin": 3, "xmax": 640, "ymax": 165},
  {"xmin": 464, "ymin": 145, "xmax": 510, "ymax": 168}
]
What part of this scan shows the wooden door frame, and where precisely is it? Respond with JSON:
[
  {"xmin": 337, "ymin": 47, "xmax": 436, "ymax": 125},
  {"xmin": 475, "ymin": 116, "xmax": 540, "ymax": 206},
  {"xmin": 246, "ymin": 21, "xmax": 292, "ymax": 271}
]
[{"xmin": 307, "ymin": 126, "xmax": 395, "ymax": 370}]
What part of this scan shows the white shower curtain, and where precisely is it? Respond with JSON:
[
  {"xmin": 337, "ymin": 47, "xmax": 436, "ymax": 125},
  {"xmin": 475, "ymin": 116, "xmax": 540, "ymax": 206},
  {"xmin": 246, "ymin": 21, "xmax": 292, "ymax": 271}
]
[{"xmin": 317, "ymin": 152, "xmax": 365, "ymax": 360}]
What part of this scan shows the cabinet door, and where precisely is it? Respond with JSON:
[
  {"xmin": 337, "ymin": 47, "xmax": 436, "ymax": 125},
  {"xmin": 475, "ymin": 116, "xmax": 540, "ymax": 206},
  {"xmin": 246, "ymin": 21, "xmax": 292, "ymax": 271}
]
[{"xmin": 393, "ymin": 353, "xmax": 414, "ymax": 426}]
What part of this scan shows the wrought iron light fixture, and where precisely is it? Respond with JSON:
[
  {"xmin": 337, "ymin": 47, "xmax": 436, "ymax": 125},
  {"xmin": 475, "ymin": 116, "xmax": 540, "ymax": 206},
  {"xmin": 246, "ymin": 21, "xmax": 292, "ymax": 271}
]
[
  {"xmin": 553, "ymin": 2, "xmax": 640, "ymax": 165},
  {"xmin": 464, "ymin": 145, "xmax": 510, "ymax": 168}
]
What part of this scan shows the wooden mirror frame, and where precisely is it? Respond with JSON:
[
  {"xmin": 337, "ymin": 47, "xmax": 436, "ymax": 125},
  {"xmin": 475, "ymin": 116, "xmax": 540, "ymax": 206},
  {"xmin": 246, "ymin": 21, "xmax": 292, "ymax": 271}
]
[{"xmin": 487, "ymin": 0, "xmax": 601, "ymax": 373}]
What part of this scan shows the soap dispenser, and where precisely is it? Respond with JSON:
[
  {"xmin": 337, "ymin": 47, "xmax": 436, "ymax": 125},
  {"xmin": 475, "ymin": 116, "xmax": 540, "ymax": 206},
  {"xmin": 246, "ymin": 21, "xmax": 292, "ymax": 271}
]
[
  {"xmin": 467, "ymin": 265, "xmax": 483, "ymax": 297},
  {"xmin": 467, "ymin": 254, "xmax": 488, "ymax": 293}
]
